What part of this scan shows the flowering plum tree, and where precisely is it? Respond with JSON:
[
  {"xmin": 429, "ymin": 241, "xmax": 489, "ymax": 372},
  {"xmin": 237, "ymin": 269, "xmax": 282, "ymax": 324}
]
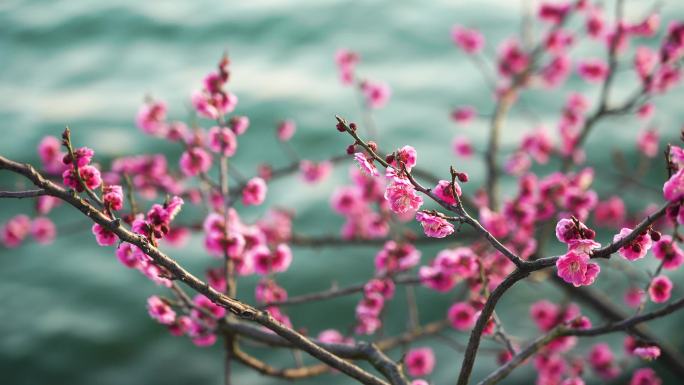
[{"xmin": 2, "ymin": 1, "xmax": 684, "ymax": 385}]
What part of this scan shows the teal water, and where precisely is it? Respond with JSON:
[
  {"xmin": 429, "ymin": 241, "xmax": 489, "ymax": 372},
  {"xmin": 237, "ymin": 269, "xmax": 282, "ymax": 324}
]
[{"xmin": 1, "ymin": 0, "xmax": 684, "ymax": 384}]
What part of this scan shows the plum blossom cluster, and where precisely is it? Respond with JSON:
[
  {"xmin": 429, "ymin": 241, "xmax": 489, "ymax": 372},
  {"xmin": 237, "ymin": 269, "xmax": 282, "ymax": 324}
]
[{"xmin": 4, "ymin": 2, "xmax": 684, "ymax": 385}]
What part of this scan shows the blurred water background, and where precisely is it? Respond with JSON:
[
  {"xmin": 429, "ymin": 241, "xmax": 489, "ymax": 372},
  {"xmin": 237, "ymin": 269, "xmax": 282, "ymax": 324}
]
[{"xmin": 1, "ymin": 0, "xmax": 683, "ymax": 384}]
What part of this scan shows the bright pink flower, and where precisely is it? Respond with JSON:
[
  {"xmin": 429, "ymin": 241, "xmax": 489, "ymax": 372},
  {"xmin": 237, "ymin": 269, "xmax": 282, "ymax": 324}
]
[
  {"xmin": 594, "ymin": 196, "xmax": 625, "ymax": 227},
  {"xmin": 479, "ymin": 207, "xmax": 509, "ymax": 238},
  {"xmin": 168, "ymin": 315, "xmax": 192, "ymax": 337},
  {"xmin": 242, "ymin": 177, "xmax": 267, "ymax": 206},
  {"xmin": 545, "ymin": 30, "xmax": 574, "ymax": 54},
  {"xmin": 555, "ymin": 218, "xmax": 595, "ymax": 244},
  {"xmin": 634, "ymin": 46, "xmax": 658, "ymax": 81},
  {"xmin": 539, "ymin": 2, "xmax": 571, "ymax": 24},
  {"xmin": 521, "ymin": 128, "xmax": 554, "ymax": 163},
  {"xmin": 361, "ymin": 80, "xmax": 391, "ymax": 109},
  {"xmin": 354, "ymin": 152, "xmax": 379, "ymax": 177},
  {"xmin": 415, "ymin": 211, "xmax": 454, "ymax": 238},
  {"xmin": 36, "ymin": 195, "xmax": 61, "ymax": 215},
  {"xmin": 451, "ymin": 26, "xmax": 485, "ymax": 54},
  {"xmin": 64, "ymin": 146, "xmax": 96, "ymax": 167},
  {"xmin": 116, "ymin": 242, "xmax": 142, "ymax": 269},
  {"xmin": 62, "ymin": 165, "xmax": 102, "ymax": 191},
  {"xmin": 663, "ymin": 169, "xmax": 684, "ymax": 202},
  {"xmin": 498, "ymin": 39, "xmax": 530, "ymax": 77},
  {"xmin": 103, "ymin": 185, "xmax": 124, "ymax": 211},
  {"xmin": 230, "ymin": 116, "xmax": 250, "ymax": 135},
  {"xmin": 92, "ymin": 223, "xmax": 117, "ymax": 246},
  {"xmin": 633, "ymin": 345, "xmax": 661, "ymax": 360},
  {"xmin": 613, "ymin": 227, "xmax": 652, "ymax": 261},
  {"xmin": 630, "ymin": 368, "xmax": 662, "ymax": 385},
  {"xmin": 136, "ymin": 100, "xmax": 167, "ymax": 136},
  {"xmin": 277, "ymin": 120, "xmax": 296, "ymax": 141},
  {"xmin": 335, "ymin": 49, "xmax": 360, "ymax": 86},
  {"xmin": 179, "ymin": 147, "xmax": 212, "ymax": 177},
  {"xmin": 556, "ymin": 251, "xmax": 600, "ymax": 287},
  {"xmin": 649, "ymin": 275, "xmax": 672, "ymax": 303},
  {"xmin": 389, "ymin": 145, "xmax": 418, "ymax": 171},
  {"xmin": 356, "ymin": 292, "xmax": 385, "ymax": 318},
  {"xmin": 450, "ymin": 106, "xmax": 476, "ymax": 124},
  {"xmin": 255, "ymin": 279, "xmax": 288, "ymax": 304},
  {"xmin": 1, "ymin": 214, "xmax": 31, "ymax": 247},
  {"xmin": 364, "ymin": 278, "xmax": 395, "ymax": 299},
  {"xmin": 433, "ymin": 180, "xmax": 461, "ymax": 205},
  {"xmin": 147, "ymin": 295, "xmax": 176, "ymax": 325},
  {"xmin": 586, "ymin": 8, "xmax": 606, "ymax": 38},
  {"xmin": 251, "ymin": 244, "xmax": 292, "ymax": 275},
  {"xmin": 317, "ymin": 329, "xmax": 353, "ymax": 345},
  {"xmin": 624, "ymin": 287, "xmax": 644, "ymax": 308},
  {"xmin": 37, "ymin": 136, "xmax": 65, "ymax": 174},
  {"xmin": 589, "ymin": 343, "xmax": 619, "ymax": 380},
  {"xmin": 637, "ymin": 103, "xmax": 655, "ymax": 120},
  {"xmin": 411, "ymin": 380, "xmax": 429, "ymax": 385},
  {"xmin": 653, "ymin": 235, "xmax": 684, "ymax": 270},
  {"xmin": 355, "ymin": 315, "xmax": 381, "ymax": 335},
  {"xmin": 505, "ymin": 152, "xmax": 531, "ymax": 175},
  {"xmin": 419, "ymin": 265, "xmax": 457, "ymax": 292},
  {"xmin": 405, "ymin": 347, "xmax": 435, "ymax": 377},
  {"xmin": 374, "ymin": 241, "xmax": 421, "ymax": 274},
  {"xmin": 453, "ymin": 136, "xmax": 474, "ymax": 158},
  {"xmin": 384, "ymin": 180, "xmax": 423, "ymax": 214},
  {"xmin": 577, "ymin": 59, "xmax": 608, "ymax": 83},
  {"xmin": 30, "ymin": 217, "xmax": 56, "ymax": 244},
  {"xmin": 300, "ymin": 160, "xmax": 332, "ymax": 183},
  {"xmin": 448, "ymin": 302, "xmax": 476, "ymax": 331},
  {"xmin": 562, "ymin": 187, "xmax": 597, "ymax": 221},
  {"xmin": 208, "ymin": 126, "xmax": 237, "ymax": 157},
  {"xmin": 637, "ymin": 128, "xmax": 659, "ymax": 158},
  {"xmin": 530, "ymin": 300, "xmax": 559, "ymax": 331},
  {"xmin": 191, "ymin": 90, "xmax": 237, "ymax": 120},
  {"xmin": 628, "ymin": 14, "xmax": 660, "ymax": 37},
  {"xmin": 660, "ymin": 22, "xmax": 684, "ymax": 63}
]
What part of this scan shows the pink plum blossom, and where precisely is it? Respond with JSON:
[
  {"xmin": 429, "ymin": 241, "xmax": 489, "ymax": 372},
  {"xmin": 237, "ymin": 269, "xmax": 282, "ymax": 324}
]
[
  {"xmin": 299, "ymin": 160, "xmax": 332, "ymax": 183},
  {"xmin": 630, "ymin": 368, "xmax": 661, "ymax": 385},
  {"xmin": 637, "ymin": 128, "xmax": 659, "ymax": 158},
  {"xmin": 556, "ymin": 251, "xmax": 600, "ymax": 287},
  {"xmin": 62, "ymin": 165, "xmax": 102, "ymax": 191},
  {"xmin": 37, "ymin": 136, "xmax": 65, "ymax": 174},
  {"xmin": 663, "ymin": 169, "xmax": 684, "ymax": 202},
  {"xmin": 613, "ymin": 227, "xmax": 652, "ymax": 261},
  {"xmin": 577, "ymin": 59, "xmax": 608, "ymax": 83},
  {"xmin": 92, "ymin": 223, "xmax": 118, "ymax": 246},
  {"xmin": 208, "ymin": 126, "xmax": 238, "ymax": 157},
  {"xmin": 136, "ymin": 100, "xmax": 167, "ymax": 136},
  {"xmin": 450, "ymin": 106, "xmax": 476, "ymax": 124},
  {"xmin": 433, "ymin": 180, "xmax": 461, "ymax": 205},
  {"xmin": 1, "ymin": 214, "xmax": 31, "ymax": 248},
  {"xmin": 361, "ymin": 80, "xmax": 391, "ymax": 109},
  {"xmin": 648, "ymin": 275, "xmax": 672, "ymax": 303},
  {"xmin": 415, "ymin": 211, "xmax": 454, "ymax": 238},
  {"xmin": 405, "ymin": 347, "xmax": 435, "ymax": 377},
  {"xmin": 652, "ymin": 235, "xmax": 684, "ymax": 270},
  {"xmin": 30, "ymin": 217, "xmax": 56, "ymax": 244},
  {"xmin": 147, "ymin": 296, "xmax": 176, "ymax": 325},
  {"xmin": 179, "ymin": 147, "xmax": 212, "ymax": 177},
  {"xmin": 453, "ymin": 136, "xmax": 474, "ymax": 158},
  {"xmin": 242, "ymin": 177, "xmax": 267, "ymax": 206},
  {"xmin": 448, "ymin": 302, "xmax": 476, "ymax": 330},
  {"xmin": 277, "ymin": 120, "xmax": 296, "ymax": 141},
  {"xmin": 103, "ymin": 185, "xmax": 124, "ymax": 211},
  {"xmin": 354, "ymin": 152, "xmax": 379, "ymax": 177},
  {"xmin": 451, "ymin": 26, "xmax": 484, "ymax": 54}
]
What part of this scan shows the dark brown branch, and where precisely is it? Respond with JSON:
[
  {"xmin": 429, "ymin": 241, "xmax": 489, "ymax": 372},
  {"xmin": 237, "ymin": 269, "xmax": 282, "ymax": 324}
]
[{"xmin": 0, "ymin": 189, "xmax": 47, "ymax": 198}]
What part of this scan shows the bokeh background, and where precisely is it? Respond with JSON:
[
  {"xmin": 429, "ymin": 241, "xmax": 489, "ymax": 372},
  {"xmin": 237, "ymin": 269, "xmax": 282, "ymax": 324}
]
[{"xmin": 1, "ymin": 0, "xmax": 683, "ymax": 384}]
